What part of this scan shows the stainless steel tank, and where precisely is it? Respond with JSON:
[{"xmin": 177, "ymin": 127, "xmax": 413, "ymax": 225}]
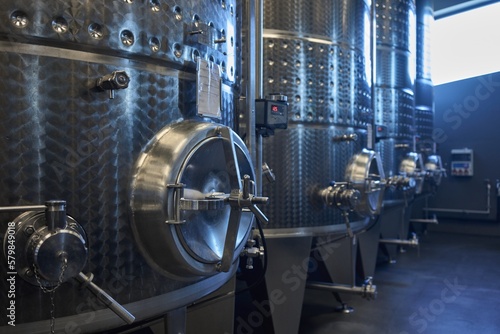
[
  {"xmin": 242, "ymin": 3, "xmax": 384, "ymax": 334},
  {"xmin": 415, "ymin": 0, "xmax": 434, "ymax": 144},
  {"xmin": 0, "ymin": 1, "xmax": 256, "ymax": 332},
  {"xmin": 415, "ymin": 0, "xmax": 444, "ymax": 190},
  {"xmin": 374, "ymin": 0, "xmax": 419, "ymax": 262},
  {"xmin": 374, "ymin": 0, "xmax": 417, "ymax": 180},
  {"xmin": 262, "ymin": 0, "xmax": 383, "ymax": 234}
]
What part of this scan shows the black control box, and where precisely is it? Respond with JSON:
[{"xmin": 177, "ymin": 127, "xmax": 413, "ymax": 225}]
[{"xmin": 255, "ymin": 94, "xmax": 288, "ymax": 137}]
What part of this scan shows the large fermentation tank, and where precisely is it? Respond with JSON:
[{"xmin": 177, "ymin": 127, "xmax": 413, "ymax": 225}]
[
  {"xmin": 415, "ymin": 0, "xmax": 434, "ymax": 145},
  {"xmin": 415, "ymin": 0, "xmax": 444, "ymax": 191},
  {"xmin": 244, "ymin": 2, "xmax": 382, "ymax": 333},
  {"xmin": 262, "ymin": 0, "xmax": 381, "ymax": 234},
  {"xmin": 374, "ymin": 0, "xmax": 417, "ymax": 183},
  {"xmin": 0, "ymin": 1, "xmax": 253, "ymax": 333}
]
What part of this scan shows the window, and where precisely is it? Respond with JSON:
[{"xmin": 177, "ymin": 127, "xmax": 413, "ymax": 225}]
[{"xmin": 433, "ymin": 2, "xmax": 500, "ymax": 85}]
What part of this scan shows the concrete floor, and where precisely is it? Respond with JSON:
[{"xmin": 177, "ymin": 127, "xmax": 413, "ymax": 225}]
[{"xmin": 299, "ymin": 231, "xmax": 500, "ymax": 334}]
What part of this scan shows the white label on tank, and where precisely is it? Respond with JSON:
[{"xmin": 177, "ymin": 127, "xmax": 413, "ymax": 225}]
[{"xmin": 197, "ymin": 58, "xmax": 221, "ymax": 119}]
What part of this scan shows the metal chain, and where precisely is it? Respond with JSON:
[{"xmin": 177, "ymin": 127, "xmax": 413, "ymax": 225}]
[{"xmin": 33, "ymin": 254, "xmax": 68, "ymax": 334}]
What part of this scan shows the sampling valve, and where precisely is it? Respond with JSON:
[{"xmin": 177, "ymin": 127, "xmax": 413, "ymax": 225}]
[
  {"xmin": 3, "ymin": 200, "xmax": 135, "ymax": 325},
  {"xmin": 385, "ymin": 175, "xmax": 416, "ymax": 191},
  {"xmin": 317, "ymin": 181, "xmax": 361, "ymax": 238},
  {"xmin": 5, "ymin": 201, "xmax": 87, "ymax": 287},
  {"xmin": 318, "ymin": 181, "xmax": 361, "ymax": 212},
  {"xmin": 95, "ymin": 70, "xmax": 130, "ymax": 99},
  {"xmin": 240, "ymin": 237, "xmax": 264, "ymax": 270}
]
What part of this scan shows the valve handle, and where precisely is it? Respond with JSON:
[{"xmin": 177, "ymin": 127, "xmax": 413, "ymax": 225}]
[
  {"xmin": 215, "ymin": 127, "xmax": 269, "ymax": 273},
  {"xmin": 95, "ymin": 70, "xmax": 130, "ymax": 99},
  {"xmin": 76, "ymin": 272, "xmax": 135, "ymax": 324}
]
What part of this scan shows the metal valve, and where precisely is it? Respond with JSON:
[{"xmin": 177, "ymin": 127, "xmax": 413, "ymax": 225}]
[
  {"xmin": 6, "ymin": 201, "xmax": 88, "ymax": 286},
  {"xmin": 262, "ymin": 162, "xmax": 276, "ymax": 184},
  {"xmin": 385, "ymin": 175, "xmax": 416, "ymax": 191},
  {"xmin": 318, "ymin": 182, "xmax": 361, "ymax": 212},
  {"xmin": 332, "ymin": 133, "xmax": 358, "ymax": 143},
  {"xmin": 95, "ymin": 70, "xmax": 130, "ymax": 99},
  {"xmin": 3, "ymin": 200, "xmax": 135, "ymax": 325},
  {"xmin": 240, "ymin": 238, "xmax": 264, "ymax": 270},
  {"xmin": 229, "ymin": 174, "xmax": 269, "ymax": 225}
]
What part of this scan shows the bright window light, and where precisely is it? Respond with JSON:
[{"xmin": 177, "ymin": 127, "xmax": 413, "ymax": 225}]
[{"xmin": 433, "ymin": 2, "xmax": 500, "ymax": 85}]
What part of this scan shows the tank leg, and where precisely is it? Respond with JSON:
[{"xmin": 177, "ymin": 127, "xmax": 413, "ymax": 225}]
[
  {"xmin": 165, "ymin": 307, "xmax": 187, "ymax": 334},
  {"xmin": 258, "ymin": 236, "xmax": 312, "ymax": 334},
  {"xmin": 186, "ymin": 276, "xmax": 236, "ymax": 334}
]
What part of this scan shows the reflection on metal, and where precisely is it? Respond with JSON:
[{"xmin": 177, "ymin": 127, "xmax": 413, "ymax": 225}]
[
  {"xmin": 130, "ymin": 120, "xmax": 258, "ymax": 279},
  {"xmin": 0, "ymin": 0, "xmax": 242, "ymax": 329},
  {"xmin": 424, "ymin": 154, "xmax": 446, "ymax": 188},
  {"xmin": 415, "ymin": 0, "xmax": 434, "ymax": 144},
  {"xmin": 346, "ymin": 149, "xmax": 386, "ymax": 217},
  {"xmin": 375, "ymin": 0, "xmax": 417, "ymax": 179},
  {"xmin": 400, "ymin": 152, "xmax": 425, "ymax": 194},
  {"xmin": 261, "ymin": 0, "xmax": 374, "ymax": 233},
  {"xmin": 317, "ymin": 183, "xmax": 361, "ymax": 213}
]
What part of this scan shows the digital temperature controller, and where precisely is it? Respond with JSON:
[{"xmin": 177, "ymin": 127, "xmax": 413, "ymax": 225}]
[{"xmin": 255, "ymin": 97, "xmax": 288, "ymax": 136}]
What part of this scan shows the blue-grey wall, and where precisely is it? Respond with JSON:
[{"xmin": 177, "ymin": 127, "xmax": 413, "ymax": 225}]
[{"xmin": 429, "ymin": 71, "xmax": 500, "ymax": 222}]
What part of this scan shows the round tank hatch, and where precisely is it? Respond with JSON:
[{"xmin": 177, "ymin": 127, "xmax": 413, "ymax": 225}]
[
  {"xmin": 400, "ymin": 152, "xmax": 424, "ymax": 194},
  {"xmin": 130, "ymin": 120, "xmax": 255, "ymax": 280},
  {"xmin": 345, "ymin": 149, "xmax": 386, "ymax": 217},
  {"xmin": 425, "ymin": 155, "xmax": 444, "ymax": 187}
]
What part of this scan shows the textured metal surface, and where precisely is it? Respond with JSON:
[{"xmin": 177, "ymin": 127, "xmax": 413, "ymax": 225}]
[
  {"xmin": 0, "ymin": 0, "xmax": 237, "ymax": 82},
  {"xmin": 260, "ymin": 0, "xmax": 373, "ymax": 231},
  {"xmin": 377, "ymin": 139, "xmax": 412, "ymax": 178},
  {"xmin": 374, "ymin": 88, "xmax": 415, "ymax": 139},
  {"xmin": 414, "ymin": 106, "xmax": 433, "ymax": 140},
  {"xmin": 263, "ymin": 0, "xmax": 372, "ymax": 127},
  {"xmin": 375, "ymin": 0, "xmax": 416, "ymax": 51},
  {"xmin": 416, "ymin": 0, "xmax": 433, "ymax": 80},
  {"xmin": 345, "ymin": 150, "xmax": 386, "ymax": 216},
  {"xmin": 415, "ymin": 0, "xmax": 434, "ymax": 140},
  {"xmin": 375, "ymin": 0, "xmax": 417, "ymax": 179},
  {"xmin": 0, "ymin": 0, "xmax": 242, "ymax": 328},
  {"xmin": 262, "ymin": 125, "xmax": 367, "ymax": 229}
]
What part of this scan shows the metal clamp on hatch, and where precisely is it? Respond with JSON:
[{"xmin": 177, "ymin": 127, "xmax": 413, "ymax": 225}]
[
  {"xmin": 385, "ymin": 175, "xmax": 416, "ymax": 191},
  {"xmin": 344, "ymin": 149, "xmax": 386, "ymax": 217},
  {"xmin": 130, "ymin": 120, "xmax": 264, "ymax": 279},
  {"xmin": 165, "ymin": 126, "xmax": 269, "ymax": 273},
  {"xmin": 315, "ymin": 149, "xmax": 386, "ymax": 237},
  {"xmin": 399, "ymin": 152, "xmax": 426, "ymax": 194},
  {"xmin": 424, "ymin": 154, "xmax": 446, "ymax": 187},
  {"xmin": 2, "ymin": 201, "xmax": 135, "ymax": 325},
  {"xmin": 317, "ymin": 181, "xmax": 362, "ymax": 238}
]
